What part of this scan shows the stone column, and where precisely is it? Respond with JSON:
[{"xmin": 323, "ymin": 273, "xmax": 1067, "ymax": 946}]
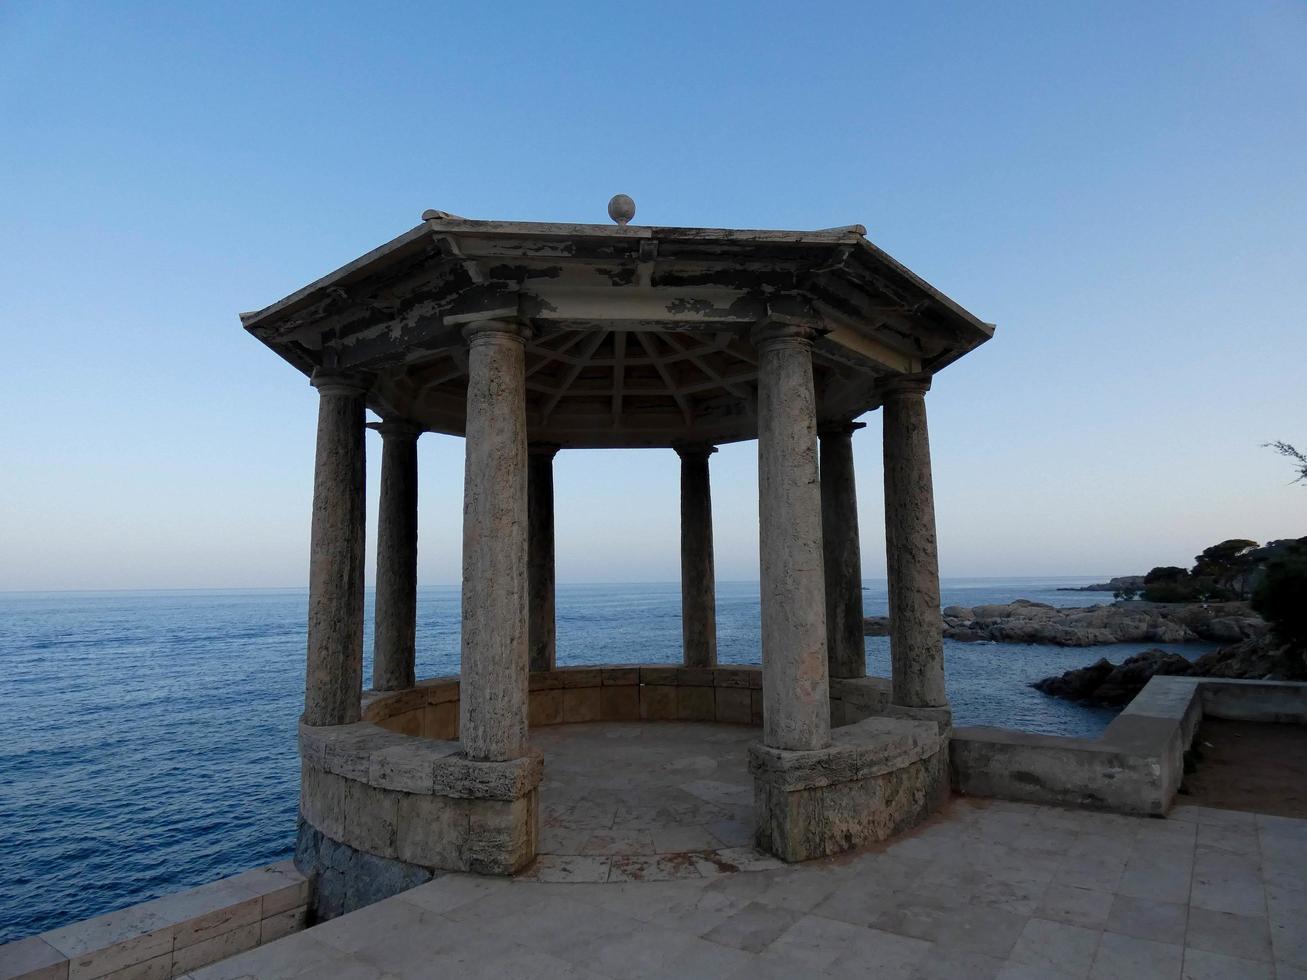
[
  {"xmin": 527, "ymin": 443, "xmax": 560, "ymax": 673},
  {"xmin": 819, "ymin": 421, "xmax": 868, "ymax": 680},
  {"xmin": 371, "ymin": 419, "xmax": 421, "ymax": 692},
  {"xmin": 882, "ymin": 375, "xmax": 947, "ymax": 708},
  {"xmin": 675, "ymin": 444, "xmax": 718, "ymax": 669},
  {"xmin": 752, "ymin": 322, "xmax": 831, "ymax": 751},
  {"xmin": 460, "ymin": 320, "xmax": 530, "ymax": 762},
  {"xmin": 305, "ymin": 370, "xmax": 370, "ymax": 727}
]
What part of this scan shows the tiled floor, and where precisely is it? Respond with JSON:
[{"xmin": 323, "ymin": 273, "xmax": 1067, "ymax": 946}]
[
  {"xmin": 529, "ymin": 722, "xmax": 761, "ymax": 880},
  {"xmin": 182, "ymin": 728, "xmax": 1307, "ymax": 980}
]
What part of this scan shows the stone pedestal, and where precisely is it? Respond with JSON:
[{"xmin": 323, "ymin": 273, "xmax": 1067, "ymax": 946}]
[
  {"xmin": 459, "ymin": 321, "xmax": 531, "ymax": 766},
  {"xmin": 304, "ymin": 371, "xmax": 370, "ymax": 727},
  {"xmin": 819, "ymin": 421, "xmax": 867, "ymax": 680},
  {"xmin": 371, "ymin": 420, "xmax": 420, "ymax": 692},
  {"xmin": 882, "ymin": 376, "xmax": 947, "ymax": 708},
  {"xmin": 676, "ymin": 444, "xmax": 718, "ymax": 669},
  {"xmin": 527, "ymin": 444, "xmax": 560, "ymax": 673},
  {"xmin": 752, "ymin": 322, "xmax": 831, "ymax": 752},
  {"xmin": 749, "ymin": 716, "xmax": 949, "ymax": 862}
]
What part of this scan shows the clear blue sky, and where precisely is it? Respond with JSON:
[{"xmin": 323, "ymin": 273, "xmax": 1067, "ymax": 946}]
[{"xmin": 1, "ymin": 1, "xmax": 1303, "ymax": 591}]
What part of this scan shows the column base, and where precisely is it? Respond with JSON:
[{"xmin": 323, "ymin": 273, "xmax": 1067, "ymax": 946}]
[{"xmin": 748, "ymin": 716, "xmax": 950, "ymax": 863}]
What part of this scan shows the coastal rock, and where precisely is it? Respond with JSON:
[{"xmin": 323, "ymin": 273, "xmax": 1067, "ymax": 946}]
[
  {"xmin": 865, "ymin": 598, "xmax": 1268, "ymax": 648},
  {"xmin": 1032, "ymin": 634, "xmax": 1307, "ymax": 707},
  {"xmin": 1188, "ymin": 635, "xmax": 1307, "ymax": 680},
  {"xmin": 863, "ymin": 616, "xmax": 890, "ymax": 637},
  {"xmin": 1057, "ymin": 575, "xmax": 1147, "ymax": 593},
  {"xmin": 1031, "ymin": 650, "xmax": 1194, "ymax": 706},
  {"xmin": 1029, "ymin": 658, "xmax": 1115, "ymax": 701},
  {"xmin": 1202, "ymin": 616, "xmax": 1266, "ymax": 644}
]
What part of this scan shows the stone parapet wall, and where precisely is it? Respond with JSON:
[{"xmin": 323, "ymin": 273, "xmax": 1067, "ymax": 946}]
[
  {"xmin": 828, "ymin": 675, "xmax": 954, "ymax": 733},
  {"xmin": 749, "ymin": 715, "xmax": 950, "ymax": 862},
  {"xmin": 303, "ymin": 666, "xmax": 960, "ymax": 895},
  {"xmin": 297, "ymin": 722, "xmax": 540, "ymax": 863},
  {"xmin": 952, "ymin": 677, "xmax": 1307, "ymax": 815},
  {"xmin": 366, "ymin": 666, "xmax": 939, "ymax": 739},
  {"xmin": 362, "ymin": 665, "xmax": 769, "ymax": 738},
  {"xmin": 0, "ymin": 861, "xmax": 307, "ymax": 980},
  {"xmin": 296, "ymin": 719, "xmax": 541, "ymax": 921}
]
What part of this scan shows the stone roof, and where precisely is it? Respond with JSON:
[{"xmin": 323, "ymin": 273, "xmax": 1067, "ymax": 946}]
[{"xmin": 241, "ymin": 213, "xmax": 994, "ymax": 447}]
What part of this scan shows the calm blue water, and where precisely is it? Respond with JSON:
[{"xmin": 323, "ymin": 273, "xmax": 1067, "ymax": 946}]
[{"xmin": 0, "ymin": 578, "xmax": 1208, "ymax": 941}]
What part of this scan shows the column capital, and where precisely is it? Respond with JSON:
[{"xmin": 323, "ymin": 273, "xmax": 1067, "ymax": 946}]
[
  {"xmin": 528, "ymin": 442, "xmax": 562, "ymax": 458},
  {"xmin": 817, "ymin": 420, "xmax": 867, "ymax": 439},
  {"xmin": 673, "ymin": 442, "xmax": 718, "ymax": 460},
  {"xmin": 749, "ymin": 320, "xmax": 820, "ymax": 353},
  {"xmin": 463, "ymin": 318, "xmax": 531, "ymax": 346},
  {"xmin": 310, "ymin": 369, "xmax": 372, "ymax": 397},
  {"xmin": 879, "ymin": 374, "xmax": 933, "ymax": 399},
  {"xmin": 367, "ymin": 419, "xmax": 423, "ymax": 441}
]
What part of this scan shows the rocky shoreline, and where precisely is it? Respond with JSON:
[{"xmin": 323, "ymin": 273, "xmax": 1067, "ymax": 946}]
[
  {"xmin": 1056, "ymin": 575, "xmax": 1146, "ymax": 593},
  {"xmin": 1031, "ymin": 634, "xmax": 1307, "ymax": 706},
  {"xmin": 862, "ymin": 598, "xmax": 1265, "ymax": 647}
]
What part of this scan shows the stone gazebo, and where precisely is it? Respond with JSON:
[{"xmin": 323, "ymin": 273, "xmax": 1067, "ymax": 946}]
[{"xmin": 242, "ymin": 201, "xmax": 992, "ymax": 916}]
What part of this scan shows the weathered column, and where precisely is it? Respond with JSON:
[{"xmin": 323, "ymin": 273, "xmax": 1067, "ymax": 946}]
[
  {"xmin": 752, "ymin": 322, "xmax": 831, "ymax": 751},
  {"xmin": 527, "ymin": 443, "xmax": 560, "ymax": 673},
  {"xmin": 882, "ymin": 375, "xmax": 947, "ymax": 708},
  {"xmin": 460, "ymin": 320, "xmax": 530, "ymax": 762},
  {"xmin": 370, "ymin": 419, "xmax": 421, "ymax": 692},
  {"xmin": 675, "ymin": 444, "xmax": 718, "ymax": 668},
  {"xmin": 304, "ymin": 370, "xmax": 370, "ymax": 727},
  {"xmin": 819, "ymin": 421, "xmax": 867, "ymax": 679}
]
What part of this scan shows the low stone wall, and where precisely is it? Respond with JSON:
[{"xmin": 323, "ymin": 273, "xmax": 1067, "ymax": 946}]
[
  {"xmin": 829, "ymin": 675, "xmax": 954, "ymax": 733},
  {"xmin": 0, "ymin": 861, "xmax": 307, "ymax": 980},
  {"xmin": 366, "ymin": 666, "xmax": 936, "ymax": 738},
  {"xmin": 300, "ymin": 665, "xmax": 957, "ymax": 907},
  {"xmin": 295, "ymin": 720, "xmax": 541, "ymax": 920},
  {"xmin": 750, "ymin": 715, "xmax": 950, "ymax": 862},
  {"xmin": 951, "ymin": 676, "xmax": 1307, "ymax": 815},
  {"xmin": 361, "ymin": 665, "xmax": 767, "ymax": 737},
  {"xmin": 296, "ymin": 665, "xmax": 773, "ymax": 920}
]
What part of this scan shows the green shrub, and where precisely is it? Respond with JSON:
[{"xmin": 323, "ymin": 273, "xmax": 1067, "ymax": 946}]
[
  {"xmin": 1142, "ymin": 566, "xmax": 1200, "ymax": 602},
  {"xmin": 1252, "ymin": 548, "xmax": 1307, "ymax": 649}
]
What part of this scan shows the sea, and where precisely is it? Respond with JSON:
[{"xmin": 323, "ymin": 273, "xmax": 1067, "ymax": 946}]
[{"xmin": 0, "ymin": 578, "xmax": 1212, "ymax": 942}]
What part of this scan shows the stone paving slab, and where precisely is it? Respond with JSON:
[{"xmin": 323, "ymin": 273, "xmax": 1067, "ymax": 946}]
[
  {"xmin": 171, "ymin": 798, "xmax": 1307, "ymax": 979},
  {"xmin": 529, "ymin": 722, "xmax": 767, "ymax": 881}
]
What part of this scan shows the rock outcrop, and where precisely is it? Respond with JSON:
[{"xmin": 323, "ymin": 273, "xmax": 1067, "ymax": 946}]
[
  {"xmin": 1057, "ymin": 575, "xmax": 1147, "ymax": 593},
  {"xmin": 864, "ymin": 599, "xmax": 1267, "ymax": 648},
  {"xmin": 1031, "ymin": 634, "xmax": 1306, "ymax": 706},
  {"xmin": 1031, "ymin": 650, "xmax": 1194, "ymax": 705}
]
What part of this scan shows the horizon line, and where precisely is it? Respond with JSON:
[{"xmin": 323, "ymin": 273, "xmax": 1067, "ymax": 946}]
[{"xmin": 0, "ymin": 574, "xmax": 1117, "ymax": 596}]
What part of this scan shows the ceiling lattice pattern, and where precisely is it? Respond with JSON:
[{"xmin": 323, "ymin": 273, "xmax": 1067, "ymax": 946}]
[{"xmin": 397, "ymin": 328, "xmax": 772, "ymax": 447}]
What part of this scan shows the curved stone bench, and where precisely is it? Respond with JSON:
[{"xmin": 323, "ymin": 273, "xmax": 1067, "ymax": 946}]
[
  {"xmin": 296, "ymin": 665, "xmax": 763, "ymax": 918},
  {"xmin": 360, "ymin": 665, "xmax": 767, "ymax": 739},
  {"xmin": 297, "ymin": 665, "xmax": 952, "ymax": 919},
  {"xmin": 295, "ymin": 720, "xmax": 542, "ymax": 919},
  {"xmin": 750, "ymin": 714, "xmax": 950, "ymax": 862}
]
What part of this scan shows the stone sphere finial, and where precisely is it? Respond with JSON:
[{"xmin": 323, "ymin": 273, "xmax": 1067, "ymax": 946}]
[{"xmin": 608, "ymin": 194, "xmax": 636, "ymax": 226}]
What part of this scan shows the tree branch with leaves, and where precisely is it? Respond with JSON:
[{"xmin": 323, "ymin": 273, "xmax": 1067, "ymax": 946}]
[{"xmin": 1265, "ymin": 440, "xmax": 1307, "ymax": 485}]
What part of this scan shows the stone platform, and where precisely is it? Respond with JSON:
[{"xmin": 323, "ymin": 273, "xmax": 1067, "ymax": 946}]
[
  {"xmin": 528, "ymin": 722, "xmax": 768, "ymax": 882},
  {"xmin": 180, "ymin": 798, "xmax": 1307, "ymax": 980}
]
